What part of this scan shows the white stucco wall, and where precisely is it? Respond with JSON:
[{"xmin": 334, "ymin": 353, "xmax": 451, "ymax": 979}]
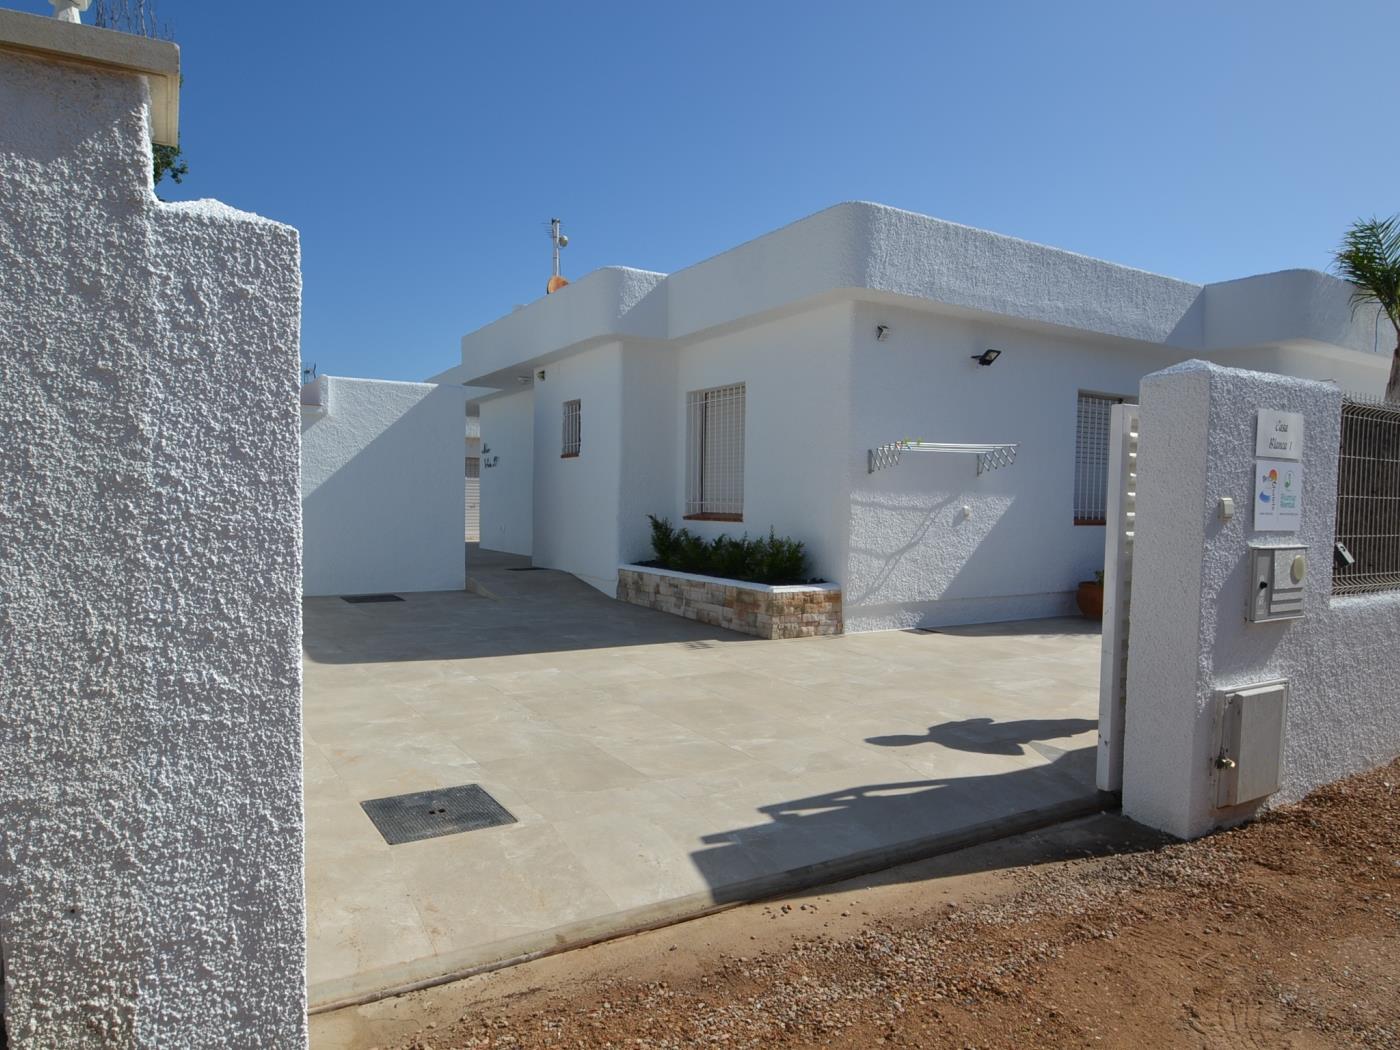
[
  {"xmin": 667, "ymin": 302, "xmax": 853, "ymax": 584},
  {"xmin": 478, "ymin": 388, "xmax": 534, "ymax": 556},
  {"xmin": 301, "ymin": 377, "xmax": 466, "ymax": 596},
  {"xmin": 0, "ymin": 46, "xmax": 305, "ymax": 1049},
  {"xmin": 618, "ymin": 344, "xmax": 679, "ymax": 567},
  {"xmin": 1205, "ymin": 341, "xmax": 1386, "ymax": 398},
  {"xmin": 531, "ymin": 343, "xmax": 626, "ymax": 591},
  {"xmin": 845, "ymin": 301, "xmax": 1184, "ymax": 630},
  {"xmin": 1122, "ymin": 361, "xmax": 1400, "ymax": 839},
  {"xmin": 457, "ymin": 201, "xmax": 1391, "ymax": 628}
]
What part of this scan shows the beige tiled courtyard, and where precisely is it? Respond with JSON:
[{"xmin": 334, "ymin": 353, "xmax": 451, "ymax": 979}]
[{"xmin": 304, "ymin": 550, "xmax": 1103, "ymax": 1009}]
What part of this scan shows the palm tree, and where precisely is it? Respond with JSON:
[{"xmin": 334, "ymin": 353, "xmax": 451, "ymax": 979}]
[{"xmin": 1335, "ymin": 216, "xmax": 1400, "ymax": 402}]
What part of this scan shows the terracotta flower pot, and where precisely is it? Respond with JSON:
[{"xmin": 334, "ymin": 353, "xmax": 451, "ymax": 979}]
[{"xmin": 1076, "ymin": 581, "xmax": 1104, "ymax": 621}]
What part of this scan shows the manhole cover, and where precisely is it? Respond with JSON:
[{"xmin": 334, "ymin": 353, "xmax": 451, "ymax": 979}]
[
  {"xmin": 342, "ymin": 593, "xmax": 404, "ymax": 603},
  {"xmin": 360, "ymin": 784, "xmax": 517, "ymax": 845}
]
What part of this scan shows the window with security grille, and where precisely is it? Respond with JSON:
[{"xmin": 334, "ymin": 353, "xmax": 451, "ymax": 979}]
[
  {"xmin": 561, "ymin": 399, "xmax": 581, "ymax": 457},
  {"xmin": 465, "ymin": 456, "xmax": 480, "ymax": 479},
  {"xmin": 686, "ymin": 383, "xmax": 745, "ymax": 520},
  {"xmin": 1334, "ymin": 398, "xmax": 1400, "ymax": 595},
  {"xmin": 1074, "ymin": 391, "xmax": 1134, "ymax": 524}
]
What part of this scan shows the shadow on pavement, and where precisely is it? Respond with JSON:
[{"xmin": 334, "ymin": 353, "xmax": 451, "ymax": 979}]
[
  {"xmin": 690, "ymin": 741, "xmax": 1139, "ymax": 905},
  {"xmin": 866, "ymin": 716, "xmax": 1098, "ymax": 756}
]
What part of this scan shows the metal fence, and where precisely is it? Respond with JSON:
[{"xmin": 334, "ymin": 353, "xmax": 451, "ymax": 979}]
[{"xmin": 1334, "ymin": 397, "xmax": 1400, "ymax": 595}]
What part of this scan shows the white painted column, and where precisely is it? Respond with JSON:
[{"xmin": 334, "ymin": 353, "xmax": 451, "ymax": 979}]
[{"xmin": 1121, "ymin": 360, "xmax": 1351, "ymax": 839}]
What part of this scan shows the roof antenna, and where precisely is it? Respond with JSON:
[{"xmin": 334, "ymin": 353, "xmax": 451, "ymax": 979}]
[{"xmin": 547, "ymin": 218, "xmax": 570, "ymax": 294}]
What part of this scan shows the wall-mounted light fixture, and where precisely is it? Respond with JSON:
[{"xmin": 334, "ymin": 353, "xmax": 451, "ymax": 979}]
[
  {"xmin": 971, "ymin": 348, "xmax": 1002, "ymax": 367},
  {"xmin": 536, "ymin": 369, "xmax": 547, "ymax": 382},
  {"xmin": 876, "ymin": 324, "xmax": 890, "ymax": 342},
  {"xmin": 515, "ymin": 375, "xmax": 531, "ymax": 385}
]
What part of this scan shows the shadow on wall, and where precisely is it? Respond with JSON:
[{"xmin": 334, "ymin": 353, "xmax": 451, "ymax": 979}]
[
  {"xmin": 846, "ymin": 485, "xmax": 1064, "ymax": 622},
  {"xmin": 844, "ymin": 418, "xmax": 1109, "ymax": 626},
  {"xmin": 843, "ymin": 493, "xmax": 963, "ymax": 606},
  {"xmin": 301, "ymin": 390, "xmax": 464, "ymax": 596},
  {"xmin": 689, "ymin": 744, "xmax": 1116, "ymax": 903}
]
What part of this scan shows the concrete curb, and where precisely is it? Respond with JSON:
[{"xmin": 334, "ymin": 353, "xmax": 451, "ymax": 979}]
[{"xmin": 308, "ymin": 790, "xmax": 1115, "ymax": 1015}]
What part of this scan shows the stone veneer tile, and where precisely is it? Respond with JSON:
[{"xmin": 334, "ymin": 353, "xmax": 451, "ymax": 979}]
[{"xmin": 616, "ymin": 569, "xmax": 842, "ymax": 639}]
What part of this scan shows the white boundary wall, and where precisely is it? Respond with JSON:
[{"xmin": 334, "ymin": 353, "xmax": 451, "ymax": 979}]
[
  {"xmin": 301, "ymin": 377, "xmax": 467, "ymax": 596},
  {"xmin": 1121, "ymin": 360, "xmax": 1400, "ymax": 839},
  {"xmin": 0, "ymin": 36, "xmax": 305, "ymax": 1049}
]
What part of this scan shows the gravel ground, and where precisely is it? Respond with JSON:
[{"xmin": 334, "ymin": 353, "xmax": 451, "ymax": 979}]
[{"xmin": 339, "ymin": 760, "xmax": 1399, "ymax": 1050}]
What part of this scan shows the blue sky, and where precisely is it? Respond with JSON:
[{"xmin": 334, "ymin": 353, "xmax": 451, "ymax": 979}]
[{"xmin": 21, "ymin": 1, "xmax": 1399, "ymax": 381}]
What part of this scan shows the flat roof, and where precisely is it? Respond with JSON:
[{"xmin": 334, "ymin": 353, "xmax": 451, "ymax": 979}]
[{"xmin": 459, "ymin": 202, "xmax": 1375, "ymax": 388}]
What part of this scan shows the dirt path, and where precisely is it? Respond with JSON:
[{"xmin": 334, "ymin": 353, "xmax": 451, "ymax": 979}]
[{"xmin": 315, "ymin": 760, "xmax": 1400, "ymax": 1050}]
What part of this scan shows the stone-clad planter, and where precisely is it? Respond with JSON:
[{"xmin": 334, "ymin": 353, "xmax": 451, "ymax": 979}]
[{"xmin": 617, "ymin": 565, "xmax": 842, "ymax": 639}]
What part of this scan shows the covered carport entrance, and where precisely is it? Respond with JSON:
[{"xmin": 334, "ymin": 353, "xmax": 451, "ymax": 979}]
[{"xmin": 303, "ymin": 547, "xmax": 1103, "ymax": 1011}]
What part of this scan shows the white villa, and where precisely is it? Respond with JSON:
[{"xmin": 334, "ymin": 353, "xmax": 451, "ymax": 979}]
[{"xmin": 431, "ymin": 201, "xmax": 1385, "ymax": 631}]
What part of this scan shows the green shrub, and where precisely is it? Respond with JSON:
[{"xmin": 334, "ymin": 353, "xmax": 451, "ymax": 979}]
[{"xmin": 644, "ymin": 515, "xmax": 810, "ymax": 585}]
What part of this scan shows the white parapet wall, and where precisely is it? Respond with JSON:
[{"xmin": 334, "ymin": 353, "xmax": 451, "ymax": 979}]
[
  {"xmin": 301, "ymin": 376, "xmax": 468, "ymax": 596},
  {"xmin": 0, "ymin": 15, "xmax": 305, "ymax": 1049},
  {"xmin": 1121, "ymin": 360, "xmax": 1400, "ymax": 839}
]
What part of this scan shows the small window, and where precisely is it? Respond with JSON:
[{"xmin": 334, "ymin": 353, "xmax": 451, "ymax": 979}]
[
  {"xmin": 561, "ymin": 399, "xmax": 581, "ymax": 457},
  {"xmin": 686, "ymin": 383, "xmax": 745, "ymax": 520},
  {"xmin": 465, "ymin": 456, "xmax": 480, "ymax": 479},
  {"xmin": 1074, "ymin": 391, "xmax": 1134, "ymax": 524}
]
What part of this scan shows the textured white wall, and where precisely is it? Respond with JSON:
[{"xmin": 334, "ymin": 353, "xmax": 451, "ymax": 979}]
[
  {"xmin": 846, "ymin": 301, "xmax": 1183, "ymax": 630},
  {"xmin": 667, "ymin": 303, "xmax": 854, "ymax": 584},
  {"xmin": 301, "ymin": 377, "xmax": 466, "ymax": 596},
  {"xmin": 1122, "ymin": 361, "xmax": 1400, "ymax": 839},
  {"xmin": 462, "ymin": 202, "xmax": 1389, "ymax": 378},
  {"xmin": 479, "ymin": 388, "xmax": 534, "ymax": 555},
  {"xmin": 531, "ymin": 343, "xmax": 625, "ymax": 592},
  {"xmin": 618, "ymin": 344, "xmax": 678, "ymax": 567},
  {"xmin": 1205, "ymin": 342, "xmax": 1386, "ymax": 398},
  {"xmin": 0, "ymin": 50, "xmax": 305, "ymax": 1048},
  {"xmin": 457, "ymin": 202, "xmax": 1388, "ymax": 629}
]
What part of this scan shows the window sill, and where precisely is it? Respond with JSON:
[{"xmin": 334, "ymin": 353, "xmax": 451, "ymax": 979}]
[
  {"xmin": 684, "ymin": 513, "xmax": 743, "ymax": 522},
  {"xmin": 560, "ymin": 452, "xmax": 580, "ymax": 459},
  {"xmin": 1074, "ymin": 518, "xmax": 1107, "ymax": 526}
]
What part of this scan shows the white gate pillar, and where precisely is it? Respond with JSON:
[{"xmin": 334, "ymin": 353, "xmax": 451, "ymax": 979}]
[
  {"xmin": 0, "ymin": 13, "xmax": 305, "ymax": 1047},
  {"xmin": 1121, "ymin": 360, "xmax": 1344, "ymax": 839}
]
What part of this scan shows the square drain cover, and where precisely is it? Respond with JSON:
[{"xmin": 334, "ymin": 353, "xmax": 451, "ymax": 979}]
[
  {"xmin": 342, "ymin": 593, "xmax": 404, "ymax": 604},
  {"xmin": 360, "ymin": 784, "xmax": 516, "ymax": 845}
]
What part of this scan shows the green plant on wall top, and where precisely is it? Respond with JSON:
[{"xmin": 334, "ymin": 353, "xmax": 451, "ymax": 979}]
[
  {"xmin": 647, "ymin": 515, "xmax": 810, "ymax": 585},
  {"xmin": 1334, "ymin": 215, "xmax": 1400, "ymax": 402},
  {"xmin": 94, "ymin": 0, "xmax": 187, "ymax": 187}
]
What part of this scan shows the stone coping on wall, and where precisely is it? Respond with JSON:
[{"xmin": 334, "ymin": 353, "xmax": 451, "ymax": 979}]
[
  {"xmin": 0, "ymin": 8, "xmax": 180, "ymax": 145},
  {"xmin": 617, "ymin": 565, "xmax": 842, "ymax": 639},
  {"xmin": 620, "ymin": 563, "xmax": 840, "ymax": 594}
]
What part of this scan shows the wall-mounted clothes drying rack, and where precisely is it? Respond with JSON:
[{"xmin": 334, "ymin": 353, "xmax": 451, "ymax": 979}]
[{"xmin": 867, "ymin": 441, "xmax": 1019, "ymax": 475}]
